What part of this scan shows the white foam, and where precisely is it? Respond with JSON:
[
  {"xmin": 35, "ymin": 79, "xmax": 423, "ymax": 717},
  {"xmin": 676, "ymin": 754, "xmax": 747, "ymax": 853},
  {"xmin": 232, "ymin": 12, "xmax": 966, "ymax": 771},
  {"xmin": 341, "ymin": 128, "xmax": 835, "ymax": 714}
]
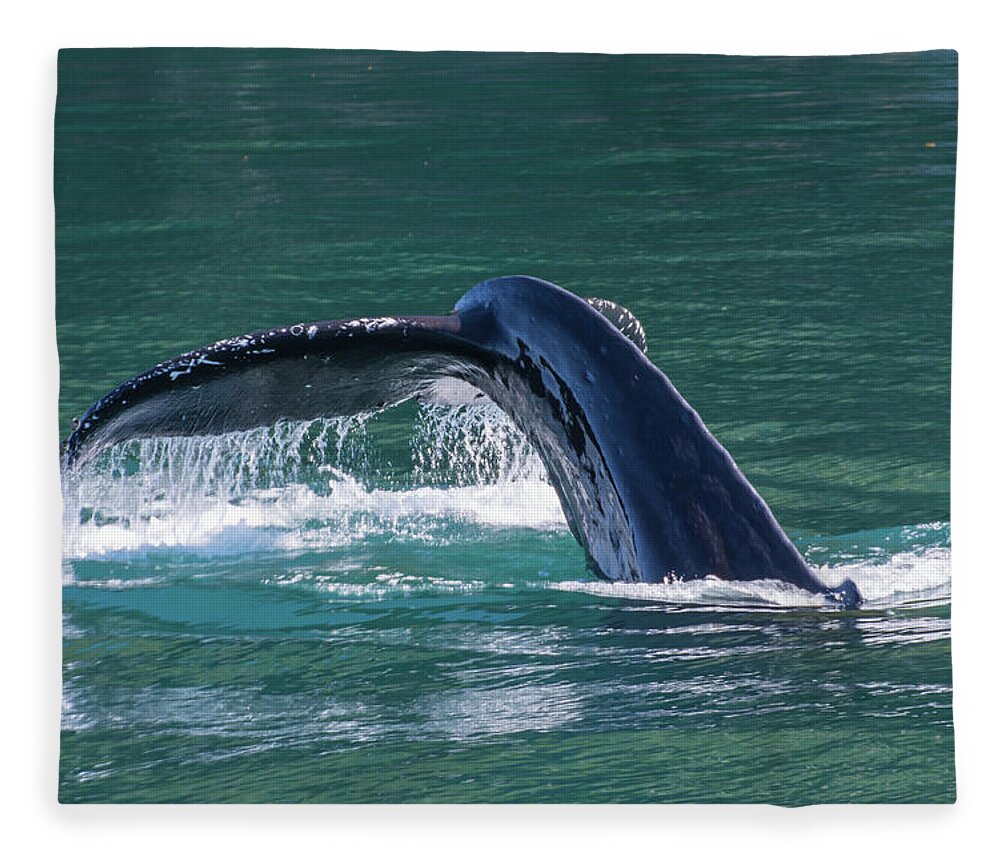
[
  {"xmin": 551, "ymin": 544, "xmax": 951, "ymax": 609},
  {"xmin": 63, "ymin": 475, "xmax": 566, "ymax": 560},
  {"xmin": 815, "ymin": 546, "xmax": 951, "ymax": 606}
]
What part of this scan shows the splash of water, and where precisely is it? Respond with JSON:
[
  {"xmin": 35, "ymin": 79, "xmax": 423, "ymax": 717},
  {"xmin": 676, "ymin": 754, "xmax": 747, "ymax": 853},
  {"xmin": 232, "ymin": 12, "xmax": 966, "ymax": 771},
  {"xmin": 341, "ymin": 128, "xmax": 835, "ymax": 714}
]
[
  {"xmin": 552, "ymin": 523, "xmax": 951, "ymax": 609},
  {"xmin": 62, "ymin": 405, "xmax": 565, "ymax": 560},
  {"xmin": 412, "ymin": 402, "xmax": 546, "ymax": 486}
]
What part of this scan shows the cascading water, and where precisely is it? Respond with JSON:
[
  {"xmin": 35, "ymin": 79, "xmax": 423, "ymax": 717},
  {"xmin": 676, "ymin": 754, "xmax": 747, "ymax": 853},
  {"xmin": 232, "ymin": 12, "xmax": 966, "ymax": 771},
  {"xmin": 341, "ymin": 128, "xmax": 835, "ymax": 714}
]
[
  {"xmin": 62, "ymin": 402, "xmax": 566, "ymax": 562},
  {"xmin": 411, "ymin": 402, "xmax": 548, "ymax": 487}
]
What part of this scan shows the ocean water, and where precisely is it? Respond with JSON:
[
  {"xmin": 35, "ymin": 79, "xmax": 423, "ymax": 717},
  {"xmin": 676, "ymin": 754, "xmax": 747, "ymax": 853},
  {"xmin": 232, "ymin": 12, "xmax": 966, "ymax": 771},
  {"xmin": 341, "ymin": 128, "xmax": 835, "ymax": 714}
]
[{"xmin": 56, "ymin": 49, "xmax": 956, "ymax": 803}]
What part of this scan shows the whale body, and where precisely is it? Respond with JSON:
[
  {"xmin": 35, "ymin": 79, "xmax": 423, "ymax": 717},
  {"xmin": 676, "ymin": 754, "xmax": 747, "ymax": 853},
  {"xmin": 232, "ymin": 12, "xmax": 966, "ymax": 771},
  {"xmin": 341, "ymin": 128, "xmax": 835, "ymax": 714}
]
[{"xmin": 62, "ymin": 275, "xmax": 862, "ymax": 607}]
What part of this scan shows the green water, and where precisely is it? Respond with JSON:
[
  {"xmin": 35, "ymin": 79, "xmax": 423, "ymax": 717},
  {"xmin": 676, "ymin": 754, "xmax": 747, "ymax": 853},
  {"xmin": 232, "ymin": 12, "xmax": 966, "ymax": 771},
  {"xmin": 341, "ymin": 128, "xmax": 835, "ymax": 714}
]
[{"xmin": 57, "ymin": 49, "xmax": 955, "ymax": 803}]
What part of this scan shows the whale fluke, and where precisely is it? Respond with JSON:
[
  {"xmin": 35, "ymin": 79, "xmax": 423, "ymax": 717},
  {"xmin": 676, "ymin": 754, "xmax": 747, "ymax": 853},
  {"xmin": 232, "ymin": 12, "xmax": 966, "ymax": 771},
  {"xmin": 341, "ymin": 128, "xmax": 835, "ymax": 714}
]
[{"xmin": 62, "ymin": 275, "xmax": 861, "ymax": 607}]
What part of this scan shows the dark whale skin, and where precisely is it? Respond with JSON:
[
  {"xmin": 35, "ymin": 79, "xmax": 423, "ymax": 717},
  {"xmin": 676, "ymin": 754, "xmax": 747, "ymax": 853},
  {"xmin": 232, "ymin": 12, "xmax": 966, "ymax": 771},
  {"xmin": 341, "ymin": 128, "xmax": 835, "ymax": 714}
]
[{"xmin": 62, "ymin": 275, "xmax": 861, "ymax": 607}]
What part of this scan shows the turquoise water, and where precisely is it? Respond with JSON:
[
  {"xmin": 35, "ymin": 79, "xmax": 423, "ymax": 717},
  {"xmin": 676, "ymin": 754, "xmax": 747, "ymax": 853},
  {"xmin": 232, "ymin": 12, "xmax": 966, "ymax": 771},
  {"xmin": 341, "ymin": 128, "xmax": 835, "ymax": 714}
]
[{"xmin": 56, "ymin": 49, "xmax": 955, "ymax": 803}]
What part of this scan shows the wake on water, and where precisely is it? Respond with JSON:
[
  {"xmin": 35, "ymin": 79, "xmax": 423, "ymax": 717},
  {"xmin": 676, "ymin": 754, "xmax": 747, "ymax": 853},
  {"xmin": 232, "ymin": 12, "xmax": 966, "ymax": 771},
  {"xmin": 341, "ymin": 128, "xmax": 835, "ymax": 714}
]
[{"xmin": 62, "ymin": 403, "xmax": 950, "ymax": 610}]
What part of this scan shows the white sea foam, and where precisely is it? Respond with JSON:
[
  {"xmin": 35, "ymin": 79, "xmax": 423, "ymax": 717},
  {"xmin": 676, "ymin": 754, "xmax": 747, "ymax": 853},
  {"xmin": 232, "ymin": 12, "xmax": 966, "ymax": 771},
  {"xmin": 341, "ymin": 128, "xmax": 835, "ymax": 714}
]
[
  {"xmin": 551, "ymin": 544, "xmax": 951, "ymax": 609},
  {"xmin": 63, "ymin": 474, "xmax": 567, "ymax": 559}
]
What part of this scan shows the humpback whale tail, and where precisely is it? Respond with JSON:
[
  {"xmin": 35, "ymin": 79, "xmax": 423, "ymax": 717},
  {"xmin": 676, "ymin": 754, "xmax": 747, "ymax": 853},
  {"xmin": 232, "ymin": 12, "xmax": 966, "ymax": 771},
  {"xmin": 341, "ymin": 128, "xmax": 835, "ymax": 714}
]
[{"xmin": 63, "ymin": 275, "xmax": 862, "ymax": 608}]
